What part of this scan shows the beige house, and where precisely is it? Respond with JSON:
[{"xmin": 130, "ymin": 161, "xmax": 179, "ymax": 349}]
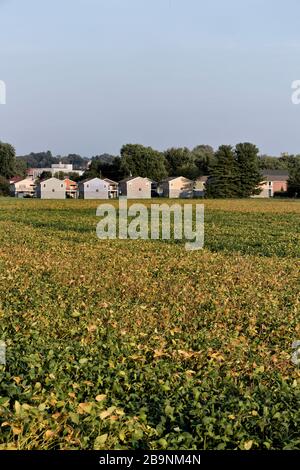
[
  {"xmin": 11, "ymin": 178, "xmax": 36, "ymax": 198},
  {"xmin": 255, "ymin": 170, "xmax": 289, "ymax": 198},
  {"xmin": 36, "ymin": 177, "xmax": 66, "ymax": 199},
  {"xmin": 103, "ymin": 178, "xmax": 119, "ymax": 198},
  {"xmin": 78, "ymin": 178, "xmax": 109, "ymax": 199},
  {"xmin": 118, "ymin": 176, "xmax": 152, "ymax": 199},
  {"xmin": 160, "ymin": 176, "xmax": 194, "ymax": 198}
]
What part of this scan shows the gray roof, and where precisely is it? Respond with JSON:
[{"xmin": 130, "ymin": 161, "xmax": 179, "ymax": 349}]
[{"xmin": 262, "ymin": 170, "xmax": 289, "ymax": 181}]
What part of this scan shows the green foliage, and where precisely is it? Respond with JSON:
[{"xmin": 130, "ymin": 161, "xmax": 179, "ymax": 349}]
[
  {"xmin": 0, "ymin": 176, "xmax": 10, "ymax": 196},
  {"xmin": 206, "ymin": 145, "xmax": 240, "ymax": 198},
  {"xmin": 120, "ymin": 144, "xmax": 168, "ymax": 181},
  {"xmin": 235, "ymin": 143, "xmax": 262, "ymax": 197},
  {"xmin": 0, "ymin": 141, "xmax": 16, "ymax": 179},
  {"xmin": 287, "ymin": 163, "xmax": 300, "ymax": 197},
  {"xmin": 0, "ymin": 198, "xmax": 299, "ymax": 450}
]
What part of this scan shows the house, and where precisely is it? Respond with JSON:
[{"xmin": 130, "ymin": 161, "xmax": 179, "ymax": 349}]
[
  {"xmin": 36, "ymin": 177, "xmax": 66, "ymax": 199},
  {"xmin": 118, "ymin": 176, "xmax": 152, "ymax": 199},
  {"xmin": 255, "ymin": 170, "xmax": 289, "ymax": 198},
  {"xmin": 78, "ymin": 178, "xmax": 109, "ymax": 199},
  {"xmin": 65, "ymin": 178, "xmax": 78, "ymax": 198},
  {"xmin": 159, "ymin": 176, "xmax": 194, "ymax": 198},
  {"xmin": 103, "ymin": 178, "xmax": 118, "ymax": 198},
  {"xmin": 10, "ymin": 178, "xmax": 36, "ymax": 198},
  {"xmin": 193, "ymin": 176, "xmax": 209, "ymax": 198}
]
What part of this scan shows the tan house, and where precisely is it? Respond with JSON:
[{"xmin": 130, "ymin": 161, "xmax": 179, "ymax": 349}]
[
  {"xmin": 255, "ymin": 170, "xmax": 289, "ymax": 198},
  {"xmin": 160, "ymin": 176, "xmax": 194, "ymax": 198},
  {"xmin": 78, "ymin": 177, "xmax": 109, "ymax": 199},
  {"xmin": 36, "ymin": 177, "xmax": 66, "ymax": 199},
  {"xmin": 118, "ymin": 176, "xmax": 152, "ymax": 199},
  {"xmin": 10, "ymin": 178, "xmax": 36, "ymax": 198},
  {"xmin": 103, "ymin": 178, "xmax": 118, "ymax": 198}
]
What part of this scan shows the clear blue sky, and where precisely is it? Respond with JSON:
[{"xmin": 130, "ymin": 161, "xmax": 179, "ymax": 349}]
[{"xmin": 1, "ymin": 0, "xmax": 300, "ymax": 157}]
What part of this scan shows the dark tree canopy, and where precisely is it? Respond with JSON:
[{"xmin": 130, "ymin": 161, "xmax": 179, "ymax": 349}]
[
  {"xmin": 235, "ymin": 143, "xmax": 262, "ymax": 197},
  {"xmin": 120, "ymin": 144, "xmax": 168, "ymax": 181},
  {"xmin": 0, "ymin": 141, "xmax": 16, "ymax": 179}
]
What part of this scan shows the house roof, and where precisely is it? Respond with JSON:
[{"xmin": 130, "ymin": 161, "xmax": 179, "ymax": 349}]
[
  {"xmin": 119, "ymin": 176, "xmax": 153, "ymax": 183},
  {"xmin": 160, "ymin": 176, "xmax": 193, "ymax": 183},
  {"xmin": 103, "ymin": 178, "xmax": 118, "ymax": 184},
  {"xmin": 262, "ymin": 170, "xmax": 289, "ymax": 181},
  {"xmin": 10, "ymin": 176, "xmax": 23, "ymax": 184}
]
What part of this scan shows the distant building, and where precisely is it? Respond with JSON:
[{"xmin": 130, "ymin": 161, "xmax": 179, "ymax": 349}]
[
  {"xmin": 255, "ymin": 170, "xmax": 289, "ymax": 198},
  {"xmin": 159, "ymin": 176, "xmax": 194, "ymax": 198},
  {"xmin": 78, "ymin": 178, "xmax": 109, "ymax": 199},
  {"xmin": 118, "ymin": 176, "xmax": 152, "ymax": 199},
  {"xmin": 103, "ymin": 178, "xmax": 118, "ymax": 198},
  {"xmin": 65, "ymin": 178, "xmax": 78, "ymax": 198},
  {"xmin": 10, "ymin": 178, "xmax": 36, "ymax": 198},
  {"xmin": 27, "ymin": 162, "xmax": 84, "ymax": 180},
  {"xmin": 36, "ymin": 177, "xmax": 66, "ymax": 199}
]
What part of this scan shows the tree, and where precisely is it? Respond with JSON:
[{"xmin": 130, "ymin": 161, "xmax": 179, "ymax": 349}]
[
  {"xmin": 206, "ymin": 145, "xmax": 239, "ymax": 198},
  {"xmin": 164, "ymin": 147, "xmax": 193, "ymax": 177},
  {"xmin": 14, "ymin": 158, "xmax": 27, "ymax": 178},
  {"xmin": 82, "ymin": 156, "xmax": 124, "ymax": 181},
  {"xmin": 120, "ymin": 144, "xmax": 168, "ymax": 181},
  {"xmin": 235, "ymin": 143, "xmax": 262, "ymax": 197},
  {"xmin": 0, "ymin": 141, "xmax": 16, "ymax": 179},
  {"xmin": 287, "ymin": 163, "xmax": 300, "ymax": 197},
  {"xmin": 191, "ymin": 145, "xmax": 215, "ymax": 175},
  {"xmin": 0, "ymin": 176, "xmax": 10, "ymax": 196},
  {"xmin": 39, "ymin": 171, "xmax": 52, "ymax": 181}
]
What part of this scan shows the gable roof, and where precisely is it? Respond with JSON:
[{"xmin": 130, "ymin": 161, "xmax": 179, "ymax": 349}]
[
  {"xmin": 262, "ymin": 170, "xmax": 289, "ymax": 181},
  {"xmin": 160, "ymin": 176, "xmax": 193, "ymax": 183},
  {"xmin": 119, "ymin": 176, "xmax": 152, "ymax": 183}
]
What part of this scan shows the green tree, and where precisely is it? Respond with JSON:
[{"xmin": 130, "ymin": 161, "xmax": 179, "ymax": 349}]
[
  {"xmin": 206, "ymin": 145, "xmax": 239, "ymax": 198},
  {"xmin": 235, "ymin": 143, "xmax": 262, "ymax": 197},
  {"xmin": 164, "ymin": 147, "xmax": 193, "ymax": 177},
  {"xmin": 287, "ymin": 163, "xmax": 300, "ymax": 197},
  {"xmin": 0, "ymin": 141, "xmax": 16, "ymax": 179},
  {"xmin": 191, "ymin": 145, "xmax": 215, "ymax": 175},
  {"xmin": 120, "ymin": 144, "xmax": 168, "ymax": 181},
  {"xmin": 0, "ymin": 176, "xmax": 10, "ymax": 196}
]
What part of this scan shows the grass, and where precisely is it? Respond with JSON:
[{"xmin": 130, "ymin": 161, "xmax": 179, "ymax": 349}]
[{"xmin": 0, "ymin": 197, "xmax": 299, "ymax": 450}]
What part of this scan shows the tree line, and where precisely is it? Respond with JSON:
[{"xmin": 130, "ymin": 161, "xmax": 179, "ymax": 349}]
[{"xmin": 1, "ymin": 140, "xmax": 300, "ymax": 197}]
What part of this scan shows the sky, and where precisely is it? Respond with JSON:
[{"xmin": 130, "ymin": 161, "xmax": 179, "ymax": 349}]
[{"xmin": 1, "ymin": 0, "xmax": 300, "ymax": 157}]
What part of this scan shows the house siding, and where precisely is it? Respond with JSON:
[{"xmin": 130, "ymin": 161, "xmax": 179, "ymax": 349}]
[
  {"xmin": 78, "ymin": 178, "xmax": 109, "ymax": 199},
  {"xmin": 119, "ymin": 177, "xmax": 151, "ymax": 199}
]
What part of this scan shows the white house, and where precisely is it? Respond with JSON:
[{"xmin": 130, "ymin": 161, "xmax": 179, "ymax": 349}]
[
  {"xmin": 160, "ymin": 176, "xmax": 194, "ymax": 198},
  {"xmin": 36, "ymin": 177, "xmax": 66, "ymax": 199},
  {"xmin": 103, "ymin": 178, "xmax": 118, "ymax": 198},
  {"xmin": 10, "ymin": 178, "xmax": 36, "ymax": 198},
  {"xmin": 78, "ymin": 178, "xmax": 109, "ymax": 199},
  {"xmin": 118, "ymin": 176, "xmax": 152, "ymax": 199}
]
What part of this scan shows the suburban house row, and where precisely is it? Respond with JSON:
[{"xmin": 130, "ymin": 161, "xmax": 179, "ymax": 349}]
[{"xmin": 10, "ymin": 170, "xmax": 289, "ymax": 200}]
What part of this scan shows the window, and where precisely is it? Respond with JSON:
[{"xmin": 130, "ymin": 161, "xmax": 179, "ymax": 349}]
[
  {"xmin": 96, "ymin": 189, "xmax": 99, "ymax": 192},
  {"xmin": 61, "ymin": 184, "xmax": 63, "ymax": 188},
  {"xmin": 269, "ymin": 181, "xmax": 272, "ymax": 186},
  {"xmin": 139, "ymin": 188, "xmax": 142, "ymax": 191},
  {"xmin": 52, "ymin": 189, "xmax": 55, "ymax": 192},
  {"xmin": 87, "ymin": 184, "xmax": 89, "ymax": 188},
  {"xmin": 268, "ymin": 189, "xmax": 272, "ymax": 197}
]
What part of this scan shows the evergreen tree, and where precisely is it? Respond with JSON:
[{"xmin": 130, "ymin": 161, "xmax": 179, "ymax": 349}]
[
  {"xmin": 206, "ymin": 145, "xmax": 239, "ymax": 198},
  {"xmin": 287, "ymin": 163, "xmax": 300, "ymax": 197},
  {"xmin": 235, "ymin": 143, "xmax": 262, "ymax": 197}
]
